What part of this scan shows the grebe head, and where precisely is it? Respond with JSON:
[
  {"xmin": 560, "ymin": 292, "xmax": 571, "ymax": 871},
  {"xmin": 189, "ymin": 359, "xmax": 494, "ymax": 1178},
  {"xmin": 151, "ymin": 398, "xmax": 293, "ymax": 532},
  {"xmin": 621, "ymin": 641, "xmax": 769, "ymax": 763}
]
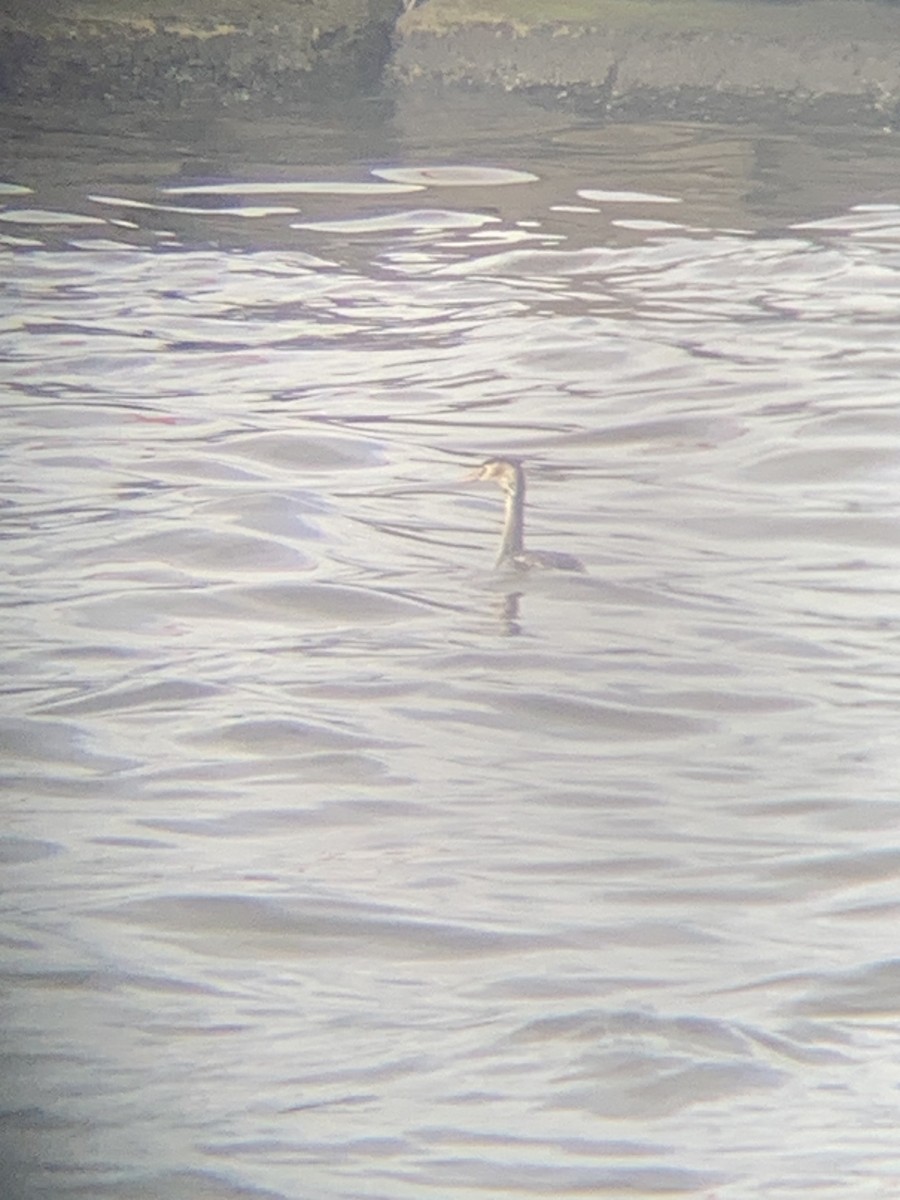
[{"xmin": 467, "ymin": 457, "xmax": 521, "ymax": 492}]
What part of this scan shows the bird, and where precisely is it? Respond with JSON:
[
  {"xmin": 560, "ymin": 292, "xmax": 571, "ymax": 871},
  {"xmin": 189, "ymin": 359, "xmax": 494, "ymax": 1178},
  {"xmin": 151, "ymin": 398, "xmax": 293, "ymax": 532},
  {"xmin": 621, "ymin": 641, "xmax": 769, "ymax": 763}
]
[{"xmin": 467, "ymin": 457, "xmax": 586, "ymax": 573}]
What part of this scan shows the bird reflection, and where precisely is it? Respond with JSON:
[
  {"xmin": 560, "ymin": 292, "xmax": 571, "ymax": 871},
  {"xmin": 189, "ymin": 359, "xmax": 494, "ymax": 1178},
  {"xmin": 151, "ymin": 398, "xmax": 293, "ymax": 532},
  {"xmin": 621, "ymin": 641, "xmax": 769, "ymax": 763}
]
[{"xmin": 498, "ymin": 590, "xmax": 524, "ymax": 636}]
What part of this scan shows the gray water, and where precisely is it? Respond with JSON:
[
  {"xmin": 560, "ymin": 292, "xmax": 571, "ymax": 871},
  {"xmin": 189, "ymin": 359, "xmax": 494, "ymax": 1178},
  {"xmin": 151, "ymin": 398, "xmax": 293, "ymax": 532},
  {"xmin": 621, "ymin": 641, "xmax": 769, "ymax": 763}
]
[{"xmin": 3, "ymin": 90, "xmax": 900, "ymax": 1200}]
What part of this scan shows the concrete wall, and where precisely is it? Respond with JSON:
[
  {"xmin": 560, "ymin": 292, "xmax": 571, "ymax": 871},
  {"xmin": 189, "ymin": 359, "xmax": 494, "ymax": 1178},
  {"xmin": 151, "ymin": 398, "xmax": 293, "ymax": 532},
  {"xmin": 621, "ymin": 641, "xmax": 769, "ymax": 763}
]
[
  {"xmin": 2, "ymin": 0, "xmax": 900, "ymax": 124},
  {"xmin": 0, "ymin": 0, "xmax": 402, "ymax": 106},
  {"xmin": 394, "ymin": 0, "xmax": 900, "ymax": 125}
]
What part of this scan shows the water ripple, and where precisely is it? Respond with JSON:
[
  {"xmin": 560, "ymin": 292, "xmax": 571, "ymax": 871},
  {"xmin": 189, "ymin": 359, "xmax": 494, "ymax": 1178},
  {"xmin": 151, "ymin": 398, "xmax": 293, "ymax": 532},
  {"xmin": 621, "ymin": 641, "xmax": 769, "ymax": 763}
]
[{"xmin": 3, "ymin": 101, "xmax": 900, "ymax": 1200}]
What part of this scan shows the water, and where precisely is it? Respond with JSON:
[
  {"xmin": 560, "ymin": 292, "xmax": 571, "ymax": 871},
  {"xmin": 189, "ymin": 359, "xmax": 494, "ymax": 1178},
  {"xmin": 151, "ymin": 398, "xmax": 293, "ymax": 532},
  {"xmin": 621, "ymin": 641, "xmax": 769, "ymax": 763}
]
[{"xmin": 3, "ymin": 91, "xmax": 900, "ymax": 1199}]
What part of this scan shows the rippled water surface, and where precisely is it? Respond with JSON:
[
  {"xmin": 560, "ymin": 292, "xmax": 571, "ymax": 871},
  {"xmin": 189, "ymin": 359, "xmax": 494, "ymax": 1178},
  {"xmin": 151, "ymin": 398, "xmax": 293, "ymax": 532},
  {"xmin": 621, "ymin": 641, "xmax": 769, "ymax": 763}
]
[{"xmin": 3, "ymin": 92, "xmax": 900, "ymax": 1199}]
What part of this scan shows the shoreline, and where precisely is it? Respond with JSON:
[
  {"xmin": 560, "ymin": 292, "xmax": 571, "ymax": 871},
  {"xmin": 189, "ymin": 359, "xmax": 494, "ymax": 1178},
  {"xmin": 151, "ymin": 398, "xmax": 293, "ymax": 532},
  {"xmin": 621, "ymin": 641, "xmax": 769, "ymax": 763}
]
[{"xmin": 1, "ymin": 0, "xmax": 899, "ymax": 125}]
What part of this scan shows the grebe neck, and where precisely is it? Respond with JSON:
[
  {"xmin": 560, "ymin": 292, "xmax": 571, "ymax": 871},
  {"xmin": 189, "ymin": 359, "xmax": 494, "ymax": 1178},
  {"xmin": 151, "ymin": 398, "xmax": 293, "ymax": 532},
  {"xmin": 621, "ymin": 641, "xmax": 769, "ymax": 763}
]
[{"xmin": 497, "ymin": 462, "xmax": 526, "ymax": 563}]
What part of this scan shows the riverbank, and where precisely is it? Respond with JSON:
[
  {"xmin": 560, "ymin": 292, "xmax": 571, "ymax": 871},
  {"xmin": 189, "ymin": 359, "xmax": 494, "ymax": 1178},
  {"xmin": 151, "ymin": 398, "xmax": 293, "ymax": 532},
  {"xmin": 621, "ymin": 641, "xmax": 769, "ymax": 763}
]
[
  {"xmin": 394, "ymin": 0, "xmax": 900, "ymax": 126},
  {"xmin": 1, "ymin": 0, "xmax": 899, "ymax": 124},
  {"xmin": 0, "ymin": 0, "xmax": 400, "ymax": 106}
]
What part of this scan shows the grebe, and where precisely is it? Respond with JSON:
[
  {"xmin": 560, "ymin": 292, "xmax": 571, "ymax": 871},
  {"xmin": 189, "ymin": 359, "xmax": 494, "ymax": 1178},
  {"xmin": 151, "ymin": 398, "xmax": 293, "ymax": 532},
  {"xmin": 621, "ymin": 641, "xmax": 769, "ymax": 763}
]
[{"xmin": 468, "ymin": 457, "xmax": 586, "ymax": 573}]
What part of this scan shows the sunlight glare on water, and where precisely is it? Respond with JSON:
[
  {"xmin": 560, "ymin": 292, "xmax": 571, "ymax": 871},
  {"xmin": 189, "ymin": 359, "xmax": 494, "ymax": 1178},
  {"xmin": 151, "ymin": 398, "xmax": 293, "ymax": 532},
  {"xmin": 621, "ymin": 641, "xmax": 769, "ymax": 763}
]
[{"xmin": 2, "ymin": 93, "xmax": 900, "ymax": 1200}]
